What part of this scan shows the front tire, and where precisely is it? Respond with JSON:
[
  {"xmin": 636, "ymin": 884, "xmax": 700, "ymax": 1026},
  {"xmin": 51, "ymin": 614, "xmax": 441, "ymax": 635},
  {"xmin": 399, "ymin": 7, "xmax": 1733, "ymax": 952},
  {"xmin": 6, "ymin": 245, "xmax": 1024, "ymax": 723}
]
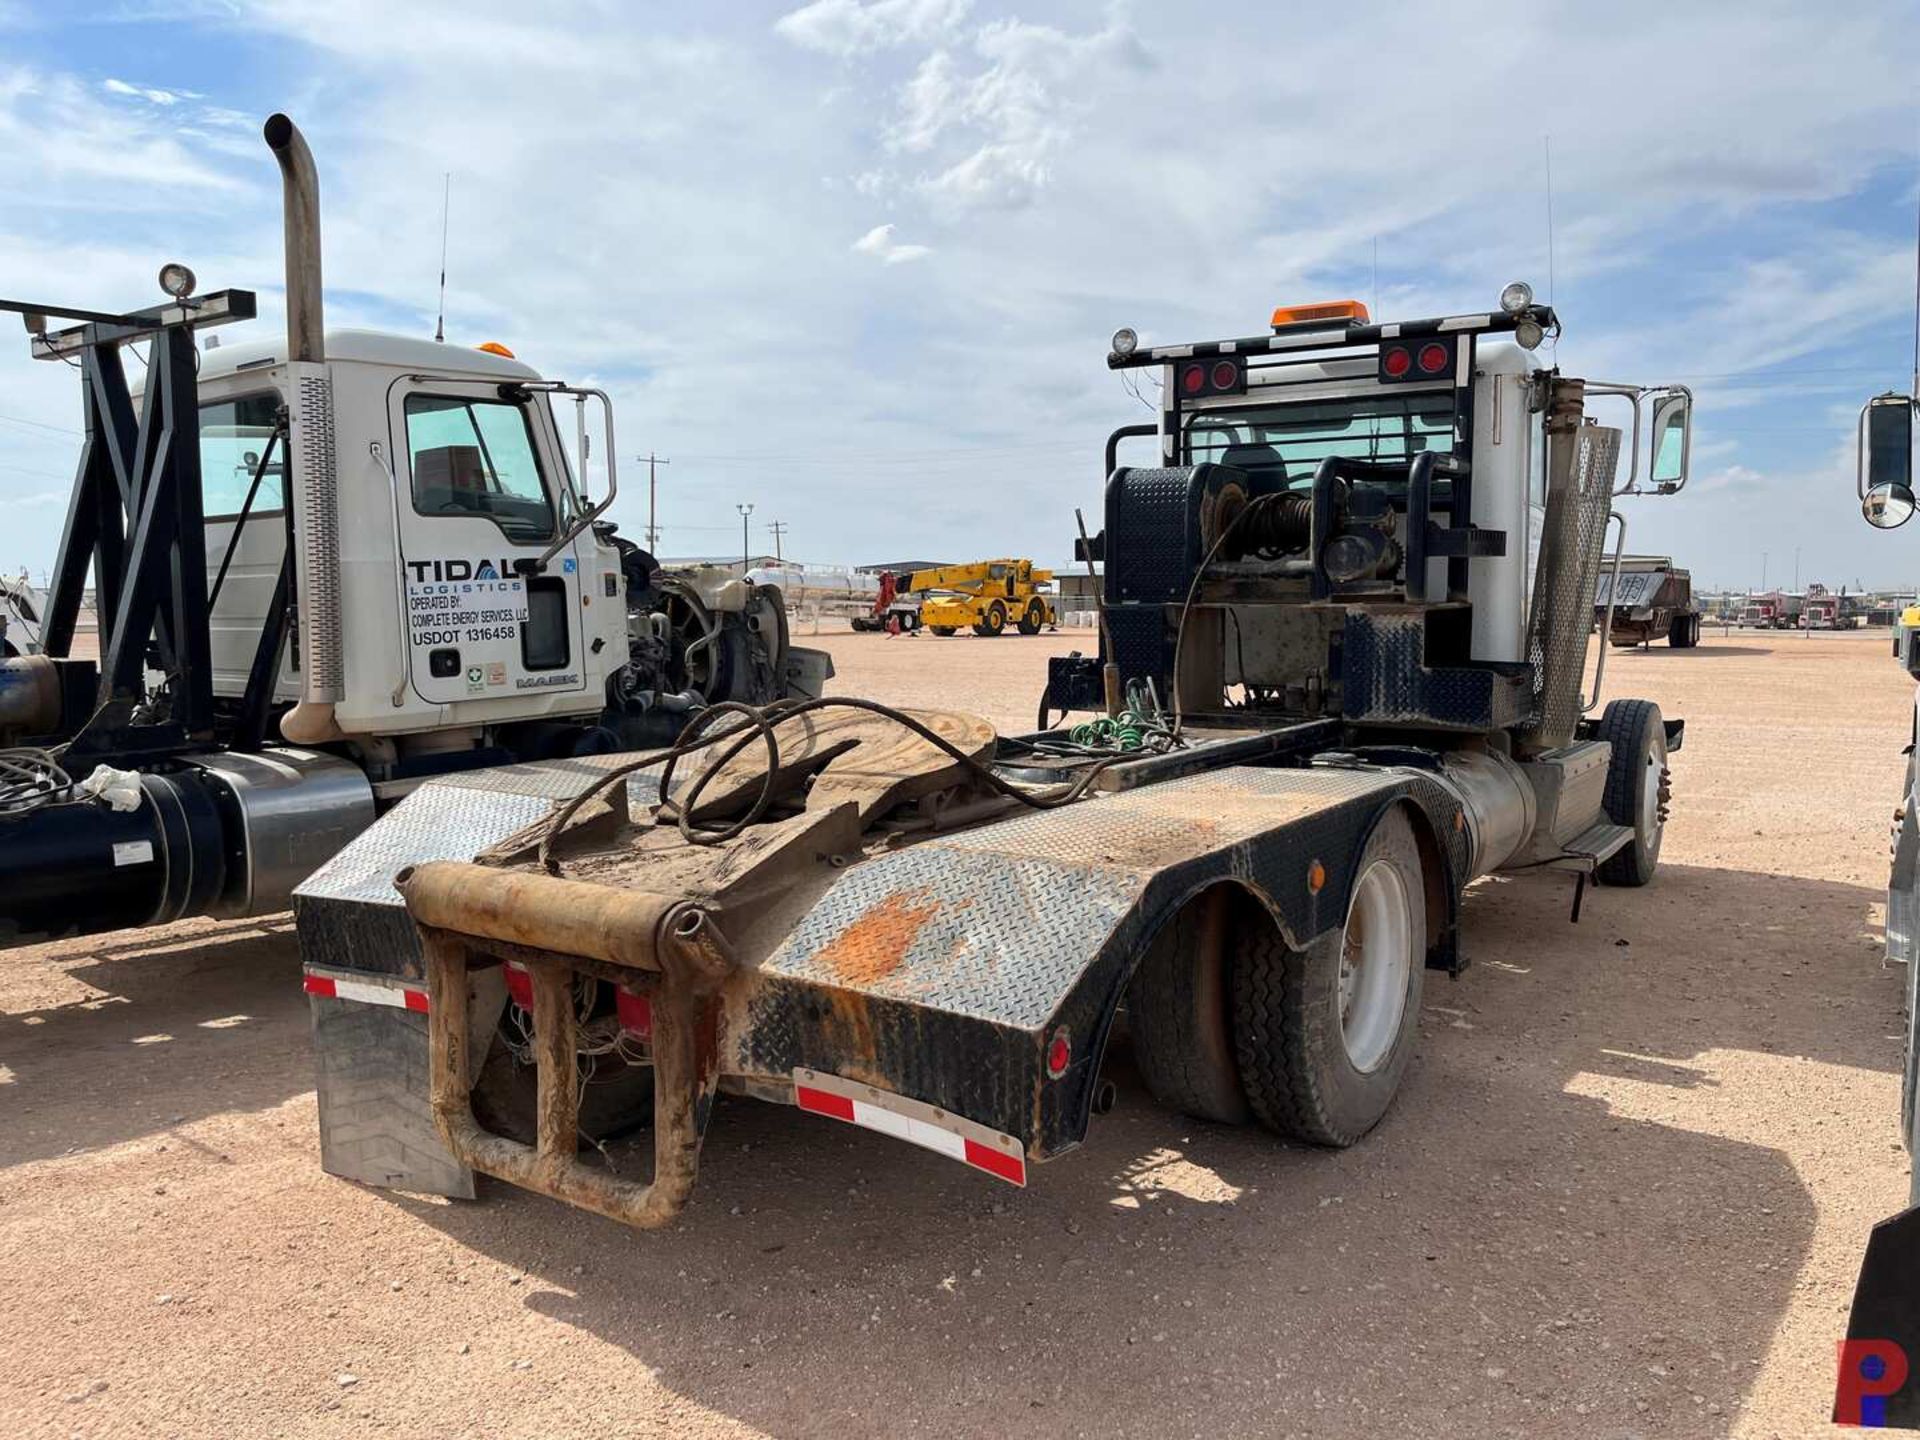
[
  {"xmin": 1016, "ymin": 599, "xmax": 1044, "ymax": 635},
  {"xmin": 930, "ymin": 625, "xmax": 957, "ymax": 637},
  {"xmin": 1596, "ymin": 698, "xmax": 1669, "ymax": 886},
  {"xmin": 973, "ymin": 601, "xmax": 1007, "ymax": 637},
  {"xmin": 1232, "ymin": 807, "xmax": 1427, "ymax": 1146}
]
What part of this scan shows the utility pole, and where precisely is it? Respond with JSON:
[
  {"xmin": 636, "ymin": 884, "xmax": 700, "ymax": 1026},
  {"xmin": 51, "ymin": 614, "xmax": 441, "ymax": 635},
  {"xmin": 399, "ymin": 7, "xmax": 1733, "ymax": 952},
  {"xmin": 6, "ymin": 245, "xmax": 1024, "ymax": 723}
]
[
  {"xmin": 768, "ymin": 521, "xmax": 787, "ymax": 567},
  {"xmin": 637, "ymin": 453, "xmax": 669, "ymax": 552},
  {"xmin": 737, "ymin": 502, "xmax": 754, "ymax": 572}
]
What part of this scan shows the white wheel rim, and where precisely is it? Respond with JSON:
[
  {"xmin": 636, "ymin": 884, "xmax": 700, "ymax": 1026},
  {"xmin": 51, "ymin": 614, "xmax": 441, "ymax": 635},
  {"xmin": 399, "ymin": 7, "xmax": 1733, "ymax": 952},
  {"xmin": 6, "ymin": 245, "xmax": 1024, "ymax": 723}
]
[{"xmin": 1338, "ymin": 858, "xmax": 1413, "ymax": 1073}]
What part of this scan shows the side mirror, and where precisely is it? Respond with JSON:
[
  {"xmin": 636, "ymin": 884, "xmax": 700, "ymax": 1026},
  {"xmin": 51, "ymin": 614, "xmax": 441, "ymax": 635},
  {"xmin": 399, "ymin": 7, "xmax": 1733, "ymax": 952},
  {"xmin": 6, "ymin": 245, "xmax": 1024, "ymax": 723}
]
[
  {"xmin": 1648, "ymin": 391, "xmax": 1690, "ymax": 492},
  {"xmin": 1861, "ymin": 394, "xmax": 1915, "ymax": 499},
  {"xmin": 1864, "ymin": 481, "xmax": 1917, "ymax": 530}
]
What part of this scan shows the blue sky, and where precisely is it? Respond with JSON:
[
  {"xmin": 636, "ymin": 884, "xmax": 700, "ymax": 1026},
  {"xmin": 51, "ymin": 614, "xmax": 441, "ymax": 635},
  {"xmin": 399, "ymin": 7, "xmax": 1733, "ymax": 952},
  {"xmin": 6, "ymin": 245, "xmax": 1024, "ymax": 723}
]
[{"xmin": 0, "ymin": 0, "xmax": 1915, "ymax": 590}]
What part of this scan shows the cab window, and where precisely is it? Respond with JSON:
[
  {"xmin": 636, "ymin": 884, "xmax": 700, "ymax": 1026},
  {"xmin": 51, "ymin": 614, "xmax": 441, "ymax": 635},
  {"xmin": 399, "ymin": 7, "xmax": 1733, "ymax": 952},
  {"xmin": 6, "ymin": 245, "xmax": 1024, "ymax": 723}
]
[
  {"xmin": 1184, "ymin": 392, "xmax": 1456, "ymax": 489},
  {"xmin": 404, "ymin": 393, "xmax": 555, "ymax": 543},
  {"xmin": 200, "ymin": 393, "xmax": 284, "ymax": 518}
]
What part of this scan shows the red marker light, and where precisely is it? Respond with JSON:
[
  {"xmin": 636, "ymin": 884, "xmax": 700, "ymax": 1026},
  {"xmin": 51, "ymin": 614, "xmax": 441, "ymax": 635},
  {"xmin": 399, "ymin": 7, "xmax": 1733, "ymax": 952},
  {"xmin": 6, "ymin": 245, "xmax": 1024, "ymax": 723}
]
[
  {"xmin": 1211, "ymin": 359, "xmax": 1239, "ymax": 390},
  {"xmin": 1181, "ymin": 363, "xmax": 1207, "ymax": 395},
  {"xmin": 1418, "ymin": 341, "xmax": 1450, "ymax": 374},
  {"xmin": 1046, "ymin": 1028, "xmax": 1072, "ymax": 1078},
  {"xmin": 1382, "ymin": 345, "xmax": 1412, "ymax": 378}
]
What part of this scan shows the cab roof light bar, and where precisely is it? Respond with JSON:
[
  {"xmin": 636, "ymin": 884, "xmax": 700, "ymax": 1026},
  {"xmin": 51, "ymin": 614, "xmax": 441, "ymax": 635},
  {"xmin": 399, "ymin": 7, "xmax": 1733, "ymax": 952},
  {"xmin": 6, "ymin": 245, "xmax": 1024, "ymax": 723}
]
[{"xmin": 1106, "ymin": 304, "xmax": 1559, "ymax": 370}]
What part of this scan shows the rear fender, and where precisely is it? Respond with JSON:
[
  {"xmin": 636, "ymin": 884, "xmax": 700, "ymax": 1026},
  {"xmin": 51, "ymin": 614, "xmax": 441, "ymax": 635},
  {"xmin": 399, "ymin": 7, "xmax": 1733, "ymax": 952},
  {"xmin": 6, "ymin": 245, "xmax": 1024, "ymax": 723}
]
[{"xmin": 731, "ymin": 767, "xmax": 1470, "ymax": 1161}]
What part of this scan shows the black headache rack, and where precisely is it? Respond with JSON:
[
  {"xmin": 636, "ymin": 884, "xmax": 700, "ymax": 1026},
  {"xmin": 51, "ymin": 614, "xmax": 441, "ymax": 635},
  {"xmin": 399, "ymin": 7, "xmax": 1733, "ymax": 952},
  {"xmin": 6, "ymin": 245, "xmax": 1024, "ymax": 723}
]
[
  {"xmin": 1050, "ymin": 304, "xmax": 1557, "ymax": 733},
  {"xmin": 0, "ymin": 290, "xmax": 264, "ymax": 768}
]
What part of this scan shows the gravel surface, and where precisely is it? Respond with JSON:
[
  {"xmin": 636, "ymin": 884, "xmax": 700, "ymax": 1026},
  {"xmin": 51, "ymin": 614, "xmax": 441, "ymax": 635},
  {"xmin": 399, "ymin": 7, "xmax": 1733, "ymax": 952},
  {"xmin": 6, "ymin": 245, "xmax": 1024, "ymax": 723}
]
[{"xmin": 1, "ymin": 624, "xmax": 1908, "ymax": 1438}]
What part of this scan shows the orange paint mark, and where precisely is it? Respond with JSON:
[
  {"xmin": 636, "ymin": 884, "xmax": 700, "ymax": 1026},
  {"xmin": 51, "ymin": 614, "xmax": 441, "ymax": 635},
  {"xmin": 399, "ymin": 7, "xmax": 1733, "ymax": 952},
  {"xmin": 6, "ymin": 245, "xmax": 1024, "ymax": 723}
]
[{"xmin": 819, "ymin": 890, "xmax": 943, "ymax": 986}]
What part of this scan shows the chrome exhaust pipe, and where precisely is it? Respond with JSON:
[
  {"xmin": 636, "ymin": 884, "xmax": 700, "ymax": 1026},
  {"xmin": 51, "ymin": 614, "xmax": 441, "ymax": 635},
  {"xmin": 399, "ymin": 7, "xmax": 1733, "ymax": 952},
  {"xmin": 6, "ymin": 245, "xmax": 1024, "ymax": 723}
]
[
  {"xmin": 264, "ymin": 113, "xmax": 345, "ymax": 742},
  {"xmin": 263, "ymin": 113, "xmax": 324, "ymax": 364}
]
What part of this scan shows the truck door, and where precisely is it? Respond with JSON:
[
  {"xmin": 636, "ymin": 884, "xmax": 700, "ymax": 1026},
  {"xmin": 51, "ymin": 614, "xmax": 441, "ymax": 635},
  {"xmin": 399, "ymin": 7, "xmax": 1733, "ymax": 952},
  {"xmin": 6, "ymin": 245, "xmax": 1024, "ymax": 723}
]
[{"xmin": 387, "ymin": 379, "xmax": 585, "ymax": 707}]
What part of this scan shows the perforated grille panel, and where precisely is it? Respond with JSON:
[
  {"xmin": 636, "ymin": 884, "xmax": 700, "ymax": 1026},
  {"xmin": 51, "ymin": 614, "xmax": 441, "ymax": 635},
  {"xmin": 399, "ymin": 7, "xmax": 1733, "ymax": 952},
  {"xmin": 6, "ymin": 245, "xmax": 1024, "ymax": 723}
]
[
  {"xmin": 1523, "ymin": 424, "xmax": 1618, "ymax": 747},
  {"xmin": 288, "ymin": 363, "xmax": 344, "ymax": 702}
]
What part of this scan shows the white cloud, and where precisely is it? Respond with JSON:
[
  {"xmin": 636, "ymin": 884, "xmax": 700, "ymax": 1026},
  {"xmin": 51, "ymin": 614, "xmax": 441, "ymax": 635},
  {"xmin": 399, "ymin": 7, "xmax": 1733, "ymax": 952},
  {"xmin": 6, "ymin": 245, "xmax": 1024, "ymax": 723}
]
[
  {"xmin": 102, "ymin": 78, "xmax": 202, "ymax": 105},
  {"xmin": 0, "ymin": 67, "xmax": 241, "ymax": 191},
  {"xmin": 851, "ymin": 222, "xmax": 931, "ymax": 264},
  {"xmin": 775, "ymin": 0, "xmax": 970, "ymax": 57},
  {"xmin": 884, "ymin": 18, "xmax": 1148, "ymax": 213}
]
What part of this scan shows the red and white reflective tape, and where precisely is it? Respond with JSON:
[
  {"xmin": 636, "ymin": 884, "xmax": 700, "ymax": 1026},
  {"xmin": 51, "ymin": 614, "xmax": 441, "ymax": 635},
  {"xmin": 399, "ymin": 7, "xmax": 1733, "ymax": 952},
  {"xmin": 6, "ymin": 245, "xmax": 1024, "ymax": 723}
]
[
  {"xmin": 302, "ymin": 965, "xmax": 429, "ymax": 1014},
  {"xmin": 792, "ymin": 1067, "xmax": 1026, "ymax": 1187}
]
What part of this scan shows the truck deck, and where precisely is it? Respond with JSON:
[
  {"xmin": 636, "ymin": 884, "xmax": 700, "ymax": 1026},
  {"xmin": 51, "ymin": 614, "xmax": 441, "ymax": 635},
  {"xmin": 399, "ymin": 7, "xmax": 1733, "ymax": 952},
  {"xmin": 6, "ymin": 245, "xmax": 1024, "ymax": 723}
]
[{"xmin": 296, "ymin": 712, "xmax": 1471, "ymax": 1216}]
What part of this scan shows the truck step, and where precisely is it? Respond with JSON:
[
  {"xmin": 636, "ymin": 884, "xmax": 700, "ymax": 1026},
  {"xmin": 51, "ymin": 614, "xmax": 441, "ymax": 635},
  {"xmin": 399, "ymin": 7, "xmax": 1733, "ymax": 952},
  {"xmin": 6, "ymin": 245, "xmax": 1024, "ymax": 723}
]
[{"xmin": 1536, "ymin": 820, "xmax": 1634, "ymax": 873}]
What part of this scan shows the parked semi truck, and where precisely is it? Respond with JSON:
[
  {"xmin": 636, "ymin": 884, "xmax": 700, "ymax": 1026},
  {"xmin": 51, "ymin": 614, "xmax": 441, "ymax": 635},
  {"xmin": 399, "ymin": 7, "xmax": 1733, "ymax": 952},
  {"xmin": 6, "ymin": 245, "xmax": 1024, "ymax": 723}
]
[
  {"xmin": 1594, "ymin": 555, "xmax": 1699, "ymax": 647},
  {"xmin": 0, "ymin": 115, "xmax": 825, "ymax": 947},
  {"xmin": 1838, "ymin": 390, "xmax": 1920, "ymax": 1428},
  {"xmin": 1801, "ymin": 582, "xmax": 1845, "ymax": 630},
  {"xmin": 294, "ymin": 283, "xmax": 1694, "ymax": 1228}
]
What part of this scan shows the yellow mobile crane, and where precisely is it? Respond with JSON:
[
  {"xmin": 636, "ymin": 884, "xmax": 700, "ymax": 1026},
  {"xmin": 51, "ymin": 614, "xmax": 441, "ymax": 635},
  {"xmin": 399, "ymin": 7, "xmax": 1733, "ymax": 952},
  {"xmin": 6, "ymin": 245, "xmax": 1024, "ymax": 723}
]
[{"xmin": 911, "ymin": 558, "xmax": 1056, "ymax": 636}]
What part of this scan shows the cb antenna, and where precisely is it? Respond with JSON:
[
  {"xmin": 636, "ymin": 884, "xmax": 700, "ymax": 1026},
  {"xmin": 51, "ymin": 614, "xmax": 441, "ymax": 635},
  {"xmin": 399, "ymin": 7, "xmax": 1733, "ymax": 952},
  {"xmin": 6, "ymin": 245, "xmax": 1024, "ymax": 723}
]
[
  {"xmin": 1910, "ymin": 147, "xmax": 1918, "ymax": 397},
  {"xmin": 1543, "ymin": 133, "xmax": 1557, "ymax": 311},
  {"xmin": 433, "ymin": 172, "xmax": 451, "ymax": 343}
]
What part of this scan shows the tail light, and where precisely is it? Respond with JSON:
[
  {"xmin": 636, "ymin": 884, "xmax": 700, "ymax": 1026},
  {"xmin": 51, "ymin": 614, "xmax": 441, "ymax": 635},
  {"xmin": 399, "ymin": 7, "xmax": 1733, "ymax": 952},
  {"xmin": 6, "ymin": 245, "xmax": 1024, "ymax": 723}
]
[
  {"xmin": 1046, "ymin": 1027, "xmax": 1072, "ymax": 1079},
  {"xmin": 1379, "ymin": 337, "xmax": 1457, "ymax": 384},
  {"xmin": 1178, "ymin": 356, "xmax": 1246, "ymax": 399},
  {"xmin": 615, "ymin": 986, "xmax": 653, "ymax": 1042}
]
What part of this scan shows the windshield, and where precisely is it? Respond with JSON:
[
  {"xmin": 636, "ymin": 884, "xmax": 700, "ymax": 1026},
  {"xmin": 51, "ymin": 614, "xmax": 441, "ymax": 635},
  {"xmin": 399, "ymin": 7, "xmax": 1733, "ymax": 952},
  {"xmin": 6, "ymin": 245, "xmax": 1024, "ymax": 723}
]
[{"xmin": 1183, "ymin": 391, "xmax": 1456, "ymax": 489}]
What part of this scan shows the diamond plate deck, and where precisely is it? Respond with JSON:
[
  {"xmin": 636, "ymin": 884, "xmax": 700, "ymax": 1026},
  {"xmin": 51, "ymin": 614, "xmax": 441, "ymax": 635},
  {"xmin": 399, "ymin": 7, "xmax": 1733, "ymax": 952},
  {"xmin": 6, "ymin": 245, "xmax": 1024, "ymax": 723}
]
[{"xmin": 294, "ymin": 755, "xmax": 664, "ymax": 979}]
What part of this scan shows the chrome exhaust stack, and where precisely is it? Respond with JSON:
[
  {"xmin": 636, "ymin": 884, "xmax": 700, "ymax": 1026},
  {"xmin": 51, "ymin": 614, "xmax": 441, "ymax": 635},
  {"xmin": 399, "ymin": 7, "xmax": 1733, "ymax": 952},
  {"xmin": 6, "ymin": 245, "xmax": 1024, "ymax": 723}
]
[
  {"xmin": 263, "ymin": 113, "xmax": 324, "ymax": 365},
  {"xmin": 264, "ymin": 113, "xmax": 345, "ymax": 742}
]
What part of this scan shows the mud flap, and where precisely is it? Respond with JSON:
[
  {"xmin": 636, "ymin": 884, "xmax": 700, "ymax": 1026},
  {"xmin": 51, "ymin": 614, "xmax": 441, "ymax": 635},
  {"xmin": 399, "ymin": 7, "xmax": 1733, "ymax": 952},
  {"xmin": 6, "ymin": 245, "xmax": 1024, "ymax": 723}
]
[
  {"xmin": 1837, "ymin": 1205, "xmax": 1920, "ymax": 1427},
  {"xmin": 309, "ymin": 964, "xmax": 507, "ymax": 1198}
]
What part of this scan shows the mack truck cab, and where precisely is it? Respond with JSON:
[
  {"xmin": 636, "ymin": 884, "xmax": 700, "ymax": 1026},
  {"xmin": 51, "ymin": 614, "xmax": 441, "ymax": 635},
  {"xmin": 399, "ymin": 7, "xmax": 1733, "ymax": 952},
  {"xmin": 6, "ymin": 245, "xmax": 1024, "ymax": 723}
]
[{"xmin": 0, "ymin": 114, "xmax": 824, "ymax": 946}]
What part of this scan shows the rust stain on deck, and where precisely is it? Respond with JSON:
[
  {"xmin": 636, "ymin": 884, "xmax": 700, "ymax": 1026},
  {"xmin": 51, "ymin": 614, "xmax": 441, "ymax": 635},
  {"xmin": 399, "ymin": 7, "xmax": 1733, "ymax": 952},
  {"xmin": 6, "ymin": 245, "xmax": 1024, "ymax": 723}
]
[{"xmin": 818, "ymin": 889, "xmax": 943, "ymax": 986}]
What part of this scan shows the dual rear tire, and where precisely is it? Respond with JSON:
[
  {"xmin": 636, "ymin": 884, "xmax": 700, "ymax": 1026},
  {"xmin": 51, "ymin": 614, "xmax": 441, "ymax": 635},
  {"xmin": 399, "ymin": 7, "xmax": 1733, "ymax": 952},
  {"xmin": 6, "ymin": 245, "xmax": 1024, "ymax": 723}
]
[{"xmin": 1128, "ymin": 808, "xmax": 1427, "ymax": 1147}]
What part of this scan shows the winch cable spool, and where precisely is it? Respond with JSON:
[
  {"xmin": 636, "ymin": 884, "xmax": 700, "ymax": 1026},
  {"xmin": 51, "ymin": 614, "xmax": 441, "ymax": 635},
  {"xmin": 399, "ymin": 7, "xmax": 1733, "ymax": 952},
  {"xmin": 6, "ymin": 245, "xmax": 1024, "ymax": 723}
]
[
  {"xmin": 533, "ymin": 695, "xmax": 1125, "ymax": 876},
  {"xmin": 1170, "ymin": 489, "xmax": 1290, "ymax": 740},
  {"xmin": 1230, "ymin": 490, "xmax": 1313, "ymax": 557}
]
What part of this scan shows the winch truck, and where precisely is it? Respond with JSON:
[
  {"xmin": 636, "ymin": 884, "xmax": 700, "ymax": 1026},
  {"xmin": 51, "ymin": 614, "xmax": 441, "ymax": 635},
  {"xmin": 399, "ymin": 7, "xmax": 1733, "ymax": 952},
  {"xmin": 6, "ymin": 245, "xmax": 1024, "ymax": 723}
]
[
  {"xmin": 295, "ymin": 283, "xmax": 1694, "ymax": 1228},
  {"xmin": 0, "ymin": 115, "xmax": 825, "ymax": 947}
]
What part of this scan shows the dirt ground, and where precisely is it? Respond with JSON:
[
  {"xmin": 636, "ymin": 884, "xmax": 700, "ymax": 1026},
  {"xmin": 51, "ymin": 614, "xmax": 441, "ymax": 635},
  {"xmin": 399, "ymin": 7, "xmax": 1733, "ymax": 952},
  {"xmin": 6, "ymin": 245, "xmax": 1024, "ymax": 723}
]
[{"xmin": 1, "ymin": 623, "xmax": 1911, "ymax": 1439}]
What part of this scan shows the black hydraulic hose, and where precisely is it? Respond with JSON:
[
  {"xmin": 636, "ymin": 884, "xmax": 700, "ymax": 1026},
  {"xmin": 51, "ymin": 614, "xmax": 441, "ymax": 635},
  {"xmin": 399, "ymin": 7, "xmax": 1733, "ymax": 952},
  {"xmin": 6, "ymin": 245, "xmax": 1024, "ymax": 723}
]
[{"xmin": 535, "ymin": 695, "xmax": 1123, "ymax": 876}]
